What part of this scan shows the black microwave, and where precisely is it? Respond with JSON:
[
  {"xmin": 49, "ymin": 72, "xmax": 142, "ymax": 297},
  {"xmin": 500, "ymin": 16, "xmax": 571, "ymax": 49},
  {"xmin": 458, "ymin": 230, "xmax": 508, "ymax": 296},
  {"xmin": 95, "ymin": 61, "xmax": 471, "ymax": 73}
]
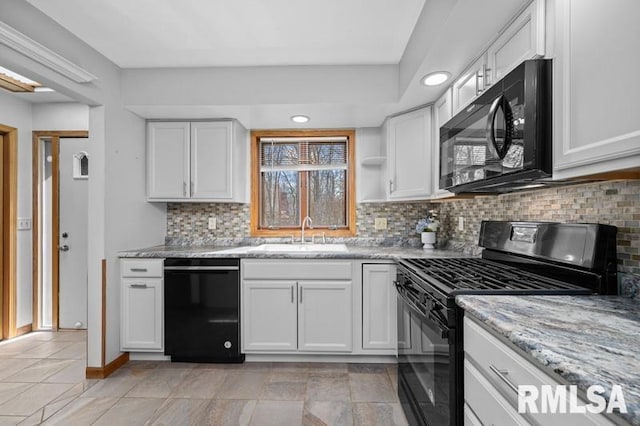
[{"xmin": 440, "ymin": 59, "xmax": 552, "ymax": 193}]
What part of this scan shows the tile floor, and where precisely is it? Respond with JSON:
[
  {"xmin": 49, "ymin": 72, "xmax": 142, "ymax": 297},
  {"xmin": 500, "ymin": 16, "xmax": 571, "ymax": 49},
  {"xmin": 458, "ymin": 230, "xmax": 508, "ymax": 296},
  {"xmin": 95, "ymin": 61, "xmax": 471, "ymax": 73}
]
[{"xmin": 0, "ymin": 331, "xmax": 408, "ymax": 425}]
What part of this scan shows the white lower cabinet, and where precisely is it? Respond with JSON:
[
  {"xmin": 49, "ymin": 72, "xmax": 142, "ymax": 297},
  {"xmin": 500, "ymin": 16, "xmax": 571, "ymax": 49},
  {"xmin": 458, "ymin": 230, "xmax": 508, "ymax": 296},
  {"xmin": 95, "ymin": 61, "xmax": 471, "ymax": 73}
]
[
  {"xmin": 242, "ymin": 260, "xmax": 353, "ymax": 353},
  {"xmin": 120, "ymin": 259, "xmax": 164, "ymax": 351},
  {"xmin": 298, "ymin": 281, "xmax": 352, "ymax": 352},
  {"xmin": 464, "ymin": 316, "xmax": 614, "ymax": 426},
  {"xmin": 362, "ymin": 264, "xmax": 396, "ymax": 350},
  {"xmin": 242, "ymin": 281, "xmax": 298, "ymax": 351}
]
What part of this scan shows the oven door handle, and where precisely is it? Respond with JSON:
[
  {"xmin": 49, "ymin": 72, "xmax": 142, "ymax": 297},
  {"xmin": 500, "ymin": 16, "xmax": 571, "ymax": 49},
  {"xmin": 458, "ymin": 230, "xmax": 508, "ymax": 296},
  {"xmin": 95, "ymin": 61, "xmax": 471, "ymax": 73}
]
[{"xmin": 395, "ymin": 282, "xmax": 451, "ymax": 340}]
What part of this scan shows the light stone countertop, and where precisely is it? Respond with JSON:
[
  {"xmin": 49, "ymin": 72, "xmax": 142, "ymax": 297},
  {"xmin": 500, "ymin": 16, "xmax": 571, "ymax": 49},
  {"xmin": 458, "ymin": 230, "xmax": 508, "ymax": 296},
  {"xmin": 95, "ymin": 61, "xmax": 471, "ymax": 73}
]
[
  {"xmin": 118, "ymin": 244, "xmax": 468, "ymax": 260},
  {"xmin": 457, "ymin": 295, "xmax": 640, "ymax": 425}
]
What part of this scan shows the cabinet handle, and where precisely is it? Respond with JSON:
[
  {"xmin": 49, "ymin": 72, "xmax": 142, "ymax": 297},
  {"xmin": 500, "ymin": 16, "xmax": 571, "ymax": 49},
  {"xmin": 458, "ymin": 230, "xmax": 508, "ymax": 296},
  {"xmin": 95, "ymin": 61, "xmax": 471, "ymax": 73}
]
[
  {"xmin": 130, "ymin": 283, "xmax": 148, "ymax": 289},
  {"xmin": 484, "ymin": 64, "xmax": 492, "ymax": 87},
  {"xmin": 389, "ymin": 179, "xmax": 393, "ymax": 193},
  {"xmin": 476, "ymin": 68, "xmax": 484, "ymax": 96},
  {"xmin": 130, "ymin": 268, "xmax": 148, "ymax": 272},
  {"xmin": 183, "ymin": 181, "xmax": 187, "ymax": 197},
  {"xmin": 489, "ymin": 364, "xmax": 519, "ymax": 394},
  {"xmin": 299, "ymin": 286, "xmax": 303, "ymax": 303},
  {"xmin": 190, "ymin": 180, "xmax": 194, "ymax": 195},
  {"xmin": 291, "ymin": 285, "xmax": 294, "ymax": 303}
]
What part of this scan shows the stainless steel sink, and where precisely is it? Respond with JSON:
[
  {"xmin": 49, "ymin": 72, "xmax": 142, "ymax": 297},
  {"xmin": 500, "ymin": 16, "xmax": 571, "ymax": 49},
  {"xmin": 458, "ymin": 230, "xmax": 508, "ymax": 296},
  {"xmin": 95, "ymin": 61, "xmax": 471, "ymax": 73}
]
[{"xmin": 248, "ymin": 243, "xmax": 348, "ymax": 253}]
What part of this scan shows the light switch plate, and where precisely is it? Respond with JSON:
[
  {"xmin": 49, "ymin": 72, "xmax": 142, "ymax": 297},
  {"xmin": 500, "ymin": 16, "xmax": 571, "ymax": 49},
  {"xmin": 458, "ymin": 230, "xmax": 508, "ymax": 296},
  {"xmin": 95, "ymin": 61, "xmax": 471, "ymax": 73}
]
[
  {"xmin": 374, "ymin": 217, "xmax": 388, "ymax": 230},
  {"xmin": 458, "ymin": 216, "xmax": 464, "ymax": 231},
  {"xmin": 208, "ymin": 217, "xmax": 217, "ymax": 230},
  {"xmin": 18, "ymin": 218, "xmax": 32, "ymax": 230}
]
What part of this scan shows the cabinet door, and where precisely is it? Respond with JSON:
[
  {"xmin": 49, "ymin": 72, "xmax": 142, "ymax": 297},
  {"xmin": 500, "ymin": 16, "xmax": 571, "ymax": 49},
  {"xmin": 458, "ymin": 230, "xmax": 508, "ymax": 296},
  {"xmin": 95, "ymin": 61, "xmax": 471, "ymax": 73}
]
[
  {"xmin": 362, "ymin": 264, "xmax": 396, "ymax": 350},
  {"xmin": 387, "ymin": 107, "xmax": 432, "ymax": 200},
  {"xmin": 191, "ymin": 121, "xmax": 233, "ymax": 199},
  {"xmin": 486, "ymin": 0, "xmax": 545, "ymax": 86},
  {"xmin": 147, "ymin": 122, "xmax": 190, "ymax": 199},
  {"xmin": 298, "ymin": 281, "xmax": 352, "ymax": 352},
  {"xmin": 453, "ymin": 56, "xmax": 487, "ymax": 115},
  {"xmin": 121, "ymin": 278, "xmax": 163, "ymax": 350},
  {"xmin": 432, "ymin": 89, "xmax": 453, "ymax": 198},
  {"xmin": 553, "ymin": 0, "xmax": 640, "ymax": 179},
  {"xmin": 243, "ymin": 281, "xmax": 297, "ymax": 351}
]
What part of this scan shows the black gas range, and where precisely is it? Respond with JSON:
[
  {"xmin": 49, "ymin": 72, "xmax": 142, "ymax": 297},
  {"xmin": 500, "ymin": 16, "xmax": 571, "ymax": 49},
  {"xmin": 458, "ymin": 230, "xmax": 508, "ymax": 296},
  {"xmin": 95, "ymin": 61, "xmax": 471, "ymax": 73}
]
[{"xmin": 395, "ymin": 221, "xmax": 618, "ymax": 426}]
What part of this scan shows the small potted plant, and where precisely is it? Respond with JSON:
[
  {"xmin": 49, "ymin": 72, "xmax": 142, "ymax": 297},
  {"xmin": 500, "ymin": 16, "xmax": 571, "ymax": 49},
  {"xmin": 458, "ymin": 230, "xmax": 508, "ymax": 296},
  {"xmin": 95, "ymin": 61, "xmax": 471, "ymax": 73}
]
[{"xmin": 415, "ymin": 210, "xmax": 439, "ymax": 249}]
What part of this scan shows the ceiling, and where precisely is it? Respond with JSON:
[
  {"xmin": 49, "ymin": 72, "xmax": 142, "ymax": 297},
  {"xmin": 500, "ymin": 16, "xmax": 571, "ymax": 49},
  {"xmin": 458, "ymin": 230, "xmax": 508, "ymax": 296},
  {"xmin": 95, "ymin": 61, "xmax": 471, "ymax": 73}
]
[
  {"xmin": 13, "ymin": 0, "xmax": 530, "ymax": 128},
  {"xmin": 25, "ymin": 0, "xmax": 425, "ymax": 68}
]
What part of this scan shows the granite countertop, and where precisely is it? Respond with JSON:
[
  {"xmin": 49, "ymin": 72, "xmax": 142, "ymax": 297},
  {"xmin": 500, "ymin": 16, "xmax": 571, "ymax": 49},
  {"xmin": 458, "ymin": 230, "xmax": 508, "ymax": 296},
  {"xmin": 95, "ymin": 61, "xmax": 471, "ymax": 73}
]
[
  {"xmin": 457, "ymin": 295, "xmax": 640, "ymax": 425},
  {"xmin": 118, "ymin": 244, "xmax": 468, "ymax": 260}
]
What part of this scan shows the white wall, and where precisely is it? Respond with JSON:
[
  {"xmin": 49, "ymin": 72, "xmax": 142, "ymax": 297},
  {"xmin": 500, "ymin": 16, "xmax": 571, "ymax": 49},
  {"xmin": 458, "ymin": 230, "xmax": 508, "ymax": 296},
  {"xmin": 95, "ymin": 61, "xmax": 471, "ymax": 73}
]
[
  {"xmin": 0, "ymin": 90, "xmax": 33, "ymax": 328},
  {"xmin": 1, "ymin": 2, "xmax": 167, "ymax": 368},
  {"xmin": 32, "ymin": 103, "xmax": 89, "ymax": 130}
]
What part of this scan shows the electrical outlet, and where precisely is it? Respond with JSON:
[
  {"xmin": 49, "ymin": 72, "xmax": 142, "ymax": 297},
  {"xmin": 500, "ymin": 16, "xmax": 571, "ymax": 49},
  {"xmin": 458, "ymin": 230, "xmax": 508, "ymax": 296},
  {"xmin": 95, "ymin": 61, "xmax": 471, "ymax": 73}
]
[
  {"xmin": 374, "ymin": 217, "xmax": 388, "ymax": 230},
  {"xmin": 458, "ymin": 216, "xmax": 464, "ymax": 231},
  {"xmin": 208, "ymin": 217, "xmax": 217, "ymax": 230}
]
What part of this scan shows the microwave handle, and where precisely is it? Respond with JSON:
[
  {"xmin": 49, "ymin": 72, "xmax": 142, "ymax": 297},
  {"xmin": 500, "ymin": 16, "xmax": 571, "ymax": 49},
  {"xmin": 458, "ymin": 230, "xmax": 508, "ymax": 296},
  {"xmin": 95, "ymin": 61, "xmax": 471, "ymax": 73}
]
[{"xmin": 486, "ymin": 94, "xmax": 513, "ymax": 160}]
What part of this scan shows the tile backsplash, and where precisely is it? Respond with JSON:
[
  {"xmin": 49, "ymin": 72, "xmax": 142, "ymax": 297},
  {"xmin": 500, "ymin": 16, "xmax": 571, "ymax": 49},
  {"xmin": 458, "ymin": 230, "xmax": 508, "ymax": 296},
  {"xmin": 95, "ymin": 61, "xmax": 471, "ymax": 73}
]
[
  {"xmin": 166, "ymin": 201, "xmax": 437, "ymax": 246},
  {"xmin": 165, "ymin": 179, "xmax": 640, "ymax": 277},
  {"xmin": 436, "ymin": 179, "xmax": 640, "ymax": 275}
]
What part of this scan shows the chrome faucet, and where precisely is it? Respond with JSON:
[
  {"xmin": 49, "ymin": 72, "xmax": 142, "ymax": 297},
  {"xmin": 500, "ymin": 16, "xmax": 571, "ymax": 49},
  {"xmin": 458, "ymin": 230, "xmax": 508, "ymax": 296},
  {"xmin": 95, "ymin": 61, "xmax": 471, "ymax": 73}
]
[{"xmin": 301, "ymin": 216, "xmax": 313, "ymax": 243}]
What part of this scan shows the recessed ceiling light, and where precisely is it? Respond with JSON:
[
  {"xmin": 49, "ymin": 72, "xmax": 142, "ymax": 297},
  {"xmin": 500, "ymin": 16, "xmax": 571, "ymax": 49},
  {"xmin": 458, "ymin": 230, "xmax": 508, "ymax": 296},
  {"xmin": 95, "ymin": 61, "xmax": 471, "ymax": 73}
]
[
  {"xmin": 291, "ymin": 115, "xmax": 310, "ymax": 123},
  {"xmin": 421, "ymin": 71, "xmax": 451, "ymax": 86}
]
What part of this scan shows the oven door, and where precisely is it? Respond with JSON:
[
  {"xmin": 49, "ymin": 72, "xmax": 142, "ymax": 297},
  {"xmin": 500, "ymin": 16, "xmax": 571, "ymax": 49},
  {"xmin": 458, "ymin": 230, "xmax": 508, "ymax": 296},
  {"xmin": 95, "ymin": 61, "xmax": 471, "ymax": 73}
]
[{"xmin": 396, "ymin": 277, "xmax": 455, "ymax": 426}]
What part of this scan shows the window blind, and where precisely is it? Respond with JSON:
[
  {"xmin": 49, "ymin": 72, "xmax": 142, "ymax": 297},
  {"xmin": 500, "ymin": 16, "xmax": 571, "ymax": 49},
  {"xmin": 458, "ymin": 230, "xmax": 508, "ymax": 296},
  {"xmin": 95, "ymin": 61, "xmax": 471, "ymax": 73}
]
[{"xmin": 259, "ymin": 137, "xmax": 348, "ymax": 172}]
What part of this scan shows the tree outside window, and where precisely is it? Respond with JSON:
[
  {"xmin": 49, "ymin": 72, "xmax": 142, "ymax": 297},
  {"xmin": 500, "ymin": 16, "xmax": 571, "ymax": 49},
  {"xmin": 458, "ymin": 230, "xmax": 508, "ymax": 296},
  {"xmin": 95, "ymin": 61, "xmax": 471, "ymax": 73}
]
[{"xmin": 251, "ymin": 130, "xmax": 355, "ymax": 237}]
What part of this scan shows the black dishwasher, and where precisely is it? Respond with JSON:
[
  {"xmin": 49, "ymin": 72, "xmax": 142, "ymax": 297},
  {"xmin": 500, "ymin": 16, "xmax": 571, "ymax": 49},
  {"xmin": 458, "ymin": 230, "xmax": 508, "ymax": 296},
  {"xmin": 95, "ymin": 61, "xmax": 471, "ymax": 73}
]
[{"xmin": 164, "ymin": 258, "xmax": 244, "ymax": 363}]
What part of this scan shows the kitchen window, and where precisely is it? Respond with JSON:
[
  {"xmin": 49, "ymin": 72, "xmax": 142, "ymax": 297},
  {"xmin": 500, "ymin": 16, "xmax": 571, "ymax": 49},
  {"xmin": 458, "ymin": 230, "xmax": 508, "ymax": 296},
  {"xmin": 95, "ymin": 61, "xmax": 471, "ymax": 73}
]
[{"xmin": 250, "ymin": 130, "xmax": 355, "ymax": 237}]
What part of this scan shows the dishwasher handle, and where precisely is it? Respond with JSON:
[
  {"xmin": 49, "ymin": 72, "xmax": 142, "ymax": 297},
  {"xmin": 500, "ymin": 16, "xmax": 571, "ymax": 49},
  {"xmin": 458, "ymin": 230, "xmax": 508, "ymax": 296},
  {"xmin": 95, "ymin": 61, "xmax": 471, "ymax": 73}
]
[{"xmin": 164, "ymin": 266, "xmax": 239, "ymax": 271}]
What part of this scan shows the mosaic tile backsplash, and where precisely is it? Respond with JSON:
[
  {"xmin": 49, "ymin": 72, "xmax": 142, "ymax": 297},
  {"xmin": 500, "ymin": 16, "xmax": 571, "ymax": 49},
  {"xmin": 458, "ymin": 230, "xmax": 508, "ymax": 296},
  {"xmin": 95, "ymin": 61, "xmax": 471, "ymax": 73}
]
[
  {"xmin": 436, "ymin": 179, "xmax": 640, "ymax": 275},
  {"xmin": 166, "ymin": 179, "xmax": 640, "ymax": 278},
  {"xmin": 166, "ymin": 201, "xmax": 437, "ymax": 247}
]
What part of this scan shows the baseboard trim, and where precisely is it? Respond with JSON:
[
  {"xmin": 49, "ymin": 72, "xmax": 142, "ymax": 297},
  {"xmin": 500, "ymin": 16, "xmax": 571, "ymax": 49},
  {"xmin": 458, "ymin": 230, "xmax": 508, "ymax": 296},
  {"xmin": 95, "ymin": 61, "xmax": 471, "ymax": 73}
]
[
  {"xmin": 244, "ymin": 354, "xmax": 397, "ymax": 363},
  {"xmin": 86, "ymin": 352, "xmax": 129, "ymax": 379},
  {"xmin": 15, "ymin": 324, "xmax": 32, "ymax": 337}
]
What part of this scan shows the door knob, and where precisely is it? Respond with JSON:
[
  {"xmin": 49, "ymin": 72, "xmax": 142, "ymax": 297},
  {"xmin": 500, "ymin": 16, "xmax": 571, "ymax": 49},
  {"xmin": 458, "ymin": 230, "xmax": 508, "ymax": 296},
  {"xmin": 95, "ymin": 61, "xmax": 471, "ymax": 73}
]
[{"xmin": 59, "ymin": 245, "xmax": 69, "ymax": 252}]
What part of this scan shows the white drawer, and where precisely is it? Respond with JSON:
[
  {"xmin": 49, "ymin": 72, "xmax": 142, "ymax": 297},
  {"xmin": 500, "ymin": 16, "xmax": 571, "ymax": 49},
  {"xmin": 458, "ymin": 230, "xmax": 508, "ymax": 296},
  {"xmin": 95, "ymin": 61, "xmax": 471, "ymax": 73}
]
[
  {"xmin": 464, "ymin": 358, "xmax": 530, "ymax": 426},
  {"xmin": 464, "ymin": 316, "xmax": 614, "ymax": 426},
  {"xmin": 121, "ymin": 259, "xmax": 164, "ymax": 278},
  {"xmin": 242, "ymin": 260, "xmax": 352, "ymax": 280}
]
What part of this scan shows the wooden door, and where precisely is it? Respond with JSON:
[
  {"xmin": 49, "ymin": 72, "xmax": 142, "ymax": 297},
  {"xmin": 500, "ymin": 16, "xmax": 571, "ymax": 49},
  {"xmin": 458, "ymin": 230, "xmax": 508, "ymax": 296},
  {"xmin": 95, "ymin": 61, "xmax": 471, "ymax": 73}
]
[{"xmin": 0, "ymin": 133, "xmax": 3, "ymax": 339}]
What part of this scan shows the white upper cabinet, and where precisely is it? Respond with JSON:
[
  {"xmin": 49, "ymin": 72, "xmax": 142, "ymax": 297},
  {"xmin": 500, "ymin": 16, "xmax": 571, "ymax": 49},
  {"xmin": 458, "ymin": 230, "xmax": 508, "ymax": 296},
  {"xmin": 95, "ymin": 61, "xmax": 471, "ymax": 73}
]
[
  {"xmin": 386, "ymin": 106, "xmax": 433, "ymax": 200},
  {"xmin": 147, "ymin": 120, "xmax": 247, "ymax": 202},
  {"xmin": 432, "ymin": 88, "xmax": 453, "ymax": 198},
  {"xmin": 552, "ymin": 0, "xmax": 640, "ymax": 179},
  {"xmin": 486, "ymin": 0, "xmax": 545, "ymax": 87},
  {"xmin": 452, "ymin": 0, "xmax": 546, "ymax": 115},
  {"xmin": 147, "ymin": 122, "xmax": 190, "ymax": 199},
  {"xmin": 452, "ymin": 55, "xmax": 487, "ymax": 116},
  {"xmin": 190, "ymin": 122, "xmax": 233, "ymax": 199}
]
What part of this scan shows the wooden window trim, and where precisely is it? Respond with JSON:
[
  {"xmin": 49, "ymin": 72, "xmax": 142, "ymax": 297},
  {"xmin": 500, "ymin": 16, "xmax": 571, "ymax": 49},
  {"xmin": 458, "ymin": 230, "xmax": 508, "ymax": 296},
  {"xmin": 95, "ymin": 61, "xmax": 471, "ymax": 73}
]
[{"xmin": 250, "ymin": 129, "xmax": 356, "ymax": 237}]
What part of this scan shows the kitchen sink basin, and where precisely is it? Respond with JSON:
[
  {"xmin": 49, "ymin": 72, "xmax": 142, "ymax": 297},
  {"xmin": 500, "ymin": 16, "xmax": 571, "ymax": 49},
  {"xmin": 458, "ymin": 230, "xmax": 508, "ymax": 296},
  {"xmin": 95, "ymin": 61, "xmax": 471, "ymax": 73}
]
[{"xmin": 248, "ymin": 243, "xmax": 348, "ymax": 253}]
